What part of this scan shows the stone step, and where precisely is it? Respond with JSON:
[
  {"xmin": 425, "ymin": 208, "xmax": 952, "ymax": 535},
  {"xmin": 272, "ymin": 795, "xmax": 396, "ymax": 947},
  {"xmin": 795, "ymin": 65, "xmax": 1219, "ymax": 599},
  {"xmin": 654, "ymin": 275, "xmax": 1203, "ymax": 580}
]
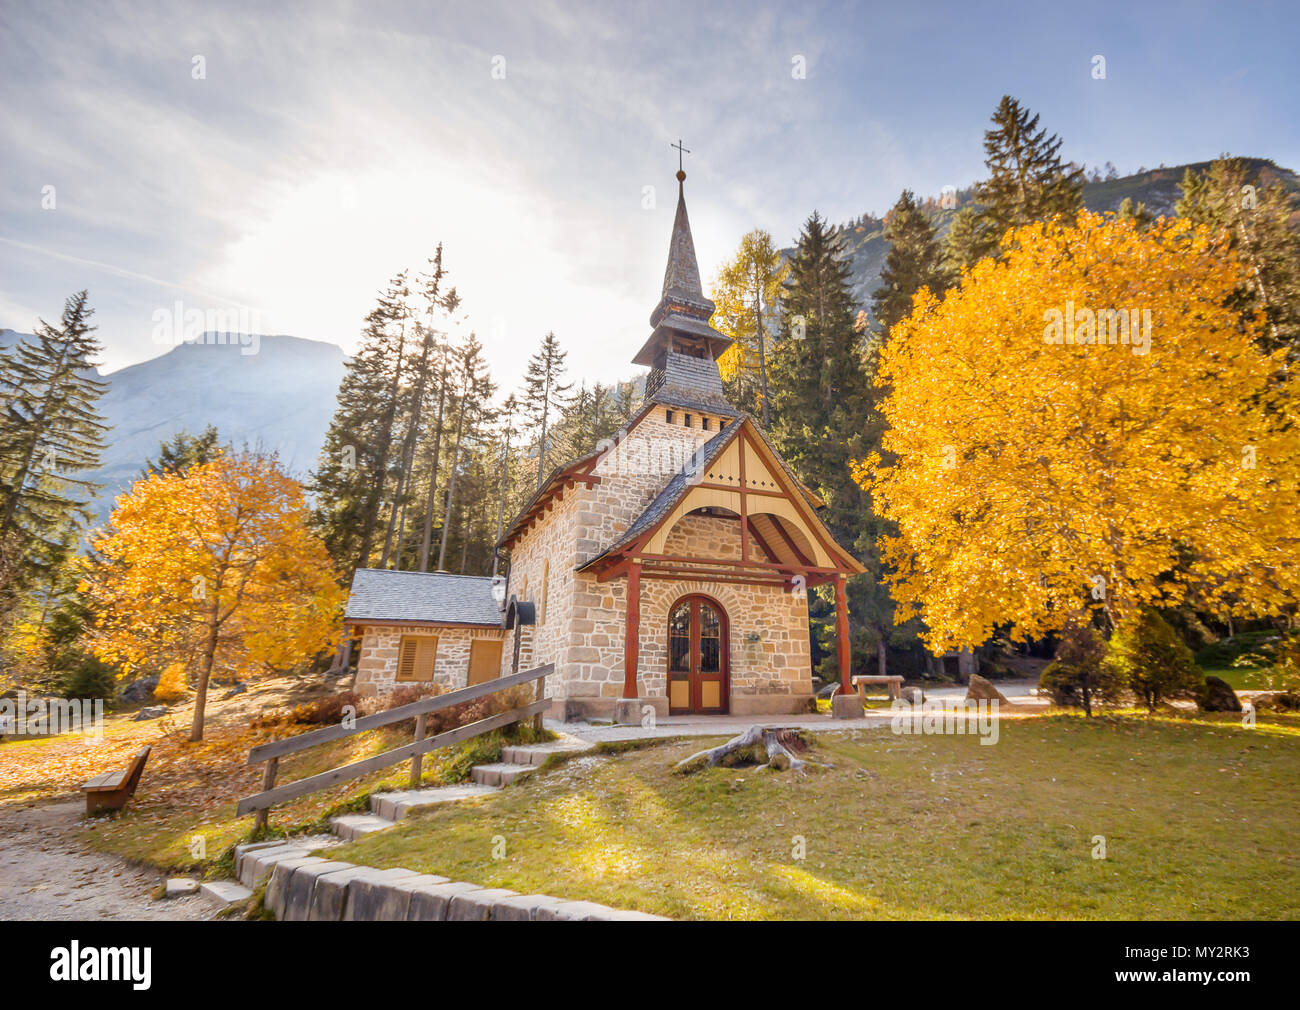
[
  {"xmin": 330, "ymin": 813, "xmax": 396, "ymax": 841},
  {"xmin": 471, "ymin": 762, "xmax": 537, "ymax": 786},
  {"xmin": 199, "ymin": 880, "xmax": 254, "ymax": 909},
  {"xmin": 370, "ymin": 783, "xmax": 501, "ymax": 820},
  {"xmin": 500, "ymin": 740, "xmax": 593, "ymax": 766},
  {"xmin": 234, "ymin": 836, "xmax": 339, "ymax": 889}
]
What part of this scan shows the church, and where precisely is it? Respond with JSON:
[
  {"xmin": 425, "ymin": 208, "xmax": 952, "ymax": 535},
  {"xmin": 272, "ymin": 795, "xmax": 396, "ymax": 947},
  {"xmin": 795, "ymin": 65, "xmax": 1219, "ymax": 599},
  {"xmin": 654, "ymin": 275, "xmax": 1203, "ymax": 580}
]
[{"xmin": 344, "ymin": 167, "xmax": 865, "ymax": 721}]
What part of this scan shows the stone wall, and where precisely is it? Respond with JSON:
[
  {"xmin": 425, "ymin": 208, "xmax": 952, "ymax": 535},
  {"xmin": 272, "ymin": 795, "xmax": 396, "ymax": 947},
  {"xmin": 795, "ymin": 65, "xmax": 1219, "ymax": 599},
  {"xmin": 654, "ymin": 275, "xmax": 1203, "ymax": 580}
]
[
  {"xmin": 499, "ymin": 486, "xmax": 585, "ymax": 699},
  {"xmin": 353, "ymin": 624, "xmax": 507, "ymax": 697}
]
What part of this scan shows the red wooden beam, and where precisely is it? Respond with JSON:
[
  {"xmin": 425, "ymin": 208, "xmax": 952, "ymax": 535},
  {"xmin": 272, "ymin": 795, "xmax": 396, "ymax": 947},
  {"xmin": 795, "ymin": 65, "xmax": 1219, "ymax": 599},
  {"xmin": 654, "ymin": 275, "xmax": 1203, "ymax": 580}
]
[{"xmin": 835, "ymin": 575, "xmax": 852, "ymax": 696}]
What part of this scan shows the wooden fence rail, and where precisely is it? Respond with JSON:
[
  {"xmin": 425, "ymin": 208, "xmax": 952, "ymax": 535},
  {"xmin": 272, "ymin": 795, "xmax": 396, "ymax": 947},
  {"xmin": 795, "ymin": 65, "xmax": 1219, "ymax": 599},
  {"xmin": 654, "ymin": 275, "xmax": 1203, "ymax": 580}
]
[{"xmin": 237, "ymin": 663, "xmax": 554, "ymax": 825}]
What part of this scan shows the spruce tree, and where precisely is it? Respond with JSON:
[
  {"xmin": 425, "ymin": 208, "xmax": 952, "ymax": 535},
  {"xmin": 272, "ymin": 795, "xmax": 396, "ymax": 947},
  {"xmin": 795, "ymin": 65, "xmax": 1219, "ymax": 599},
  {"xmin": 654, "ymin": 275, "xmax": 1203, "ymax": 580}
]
[
  {"xmin": 872, "ymin": 190, "xmax": 952, "ymax": 337},
  {"xmin": 0, "ymin": 290, "xmax": 108, "ymax": 617},
  {"xmin": 142, "ymin": 425, "xmax": 222, "ymax": 477},
  {"xmin": 437, "ymin": 333, "xmax": 495, "ymax": 571},
  {"xmin": 310, "ymin": 271, "xmax": 412, "ymax": 571},
  {"xmin": 1116, "ymin": 196, "xmax": 1154, "ymax": 230},
  {"xmin": 946, "ymin": 95, "xmax": 1084, "ymax": 272},
  {"xmin": 522, "ymin": 331, "xmax": 573, "ymax": 489},
  {"xmin": 768, "ymin": 211, "xmax": 873, "ymax": 548},
  {"xmin": 1176, "ymin": 156, "xmax": 1300, "ymax": 361}
]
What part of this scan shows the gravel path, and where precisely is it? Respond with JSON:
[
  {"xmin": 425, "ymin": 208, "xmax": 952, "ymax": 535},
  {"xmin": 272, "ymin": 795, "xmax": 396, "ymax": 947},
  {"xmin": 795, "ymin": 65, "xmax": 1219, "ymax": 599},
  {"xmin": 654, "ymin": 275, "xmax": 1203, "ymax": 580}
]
[{"xmin": 0, "ymin": 800, "xmax": 210, "ymax": 921}]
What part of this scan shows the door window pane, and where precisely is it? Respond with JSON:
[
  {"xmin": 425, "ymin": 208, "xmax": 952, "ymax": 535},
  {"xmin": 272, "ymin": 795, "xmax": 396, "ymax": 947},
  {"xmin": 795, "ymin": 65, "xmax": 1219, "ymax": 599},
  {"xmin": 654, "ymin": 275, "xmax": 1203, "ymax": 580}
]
[
  {"xmin": 669, "ymin": 603, "xmax": 690, "ymax": 671},
  {"xmin": 698, "ymin": 603, "xmax": 721, "ymax": 673}
]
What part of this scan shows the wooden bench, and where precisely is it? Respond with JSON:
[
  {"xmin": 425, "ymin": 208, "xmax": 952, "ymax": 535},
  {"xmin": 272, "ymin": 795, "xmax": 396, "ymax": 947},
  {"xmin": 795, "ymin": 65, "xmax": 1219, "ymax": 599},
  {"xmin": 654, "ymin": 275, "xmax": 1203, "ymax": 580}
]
[
  {"xmin": 80, "ymin": 746, "xmax": 151, "ymax": 815},
  {"xmin": 851, "ymin": 675, "xmax": 904, "ymax": 700}
]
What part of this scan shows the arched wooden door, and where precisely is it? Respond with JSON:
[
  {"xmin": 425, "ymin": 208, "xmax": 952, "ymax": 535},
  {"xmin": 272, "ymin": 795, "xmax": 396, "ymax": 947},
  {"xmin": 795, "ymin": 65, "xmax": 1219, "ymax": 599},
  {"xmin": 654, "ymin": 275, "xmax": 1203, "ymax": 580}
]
[{"xmin": 667, "ymin": 595, "xmax": 728, "ymax": 715}]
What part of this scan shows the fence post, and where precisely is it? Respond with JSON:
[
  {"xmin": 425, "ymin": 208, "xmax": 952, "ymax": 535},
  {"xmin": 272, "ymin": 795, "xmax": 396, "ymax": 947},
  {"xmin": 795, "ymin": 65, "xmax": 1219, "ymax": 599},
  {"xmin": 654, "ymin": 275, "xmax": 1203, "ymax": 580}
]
[
  {"xmin": 253, "ymin": 756, "xmax": 278, "ymax": 833},
  {"xmin": 409, "ymin": 712, "xmax": 427, "ymax": 788},
  {"xmin": 533, "ymin": 672, "xmax": 545, "ymax": 733}
]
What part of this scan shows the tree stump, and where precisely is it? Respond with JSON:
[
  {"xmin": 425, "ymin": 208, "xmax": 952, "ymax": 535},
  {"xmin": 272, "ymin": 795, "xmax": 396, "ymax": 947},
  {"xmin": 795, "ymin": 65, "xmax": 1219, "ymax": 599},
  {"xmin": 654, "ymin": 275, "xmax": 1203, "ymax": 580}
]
[{"xmin": 674, "ymin": 725, "xmax": 828, "ymax": 774}]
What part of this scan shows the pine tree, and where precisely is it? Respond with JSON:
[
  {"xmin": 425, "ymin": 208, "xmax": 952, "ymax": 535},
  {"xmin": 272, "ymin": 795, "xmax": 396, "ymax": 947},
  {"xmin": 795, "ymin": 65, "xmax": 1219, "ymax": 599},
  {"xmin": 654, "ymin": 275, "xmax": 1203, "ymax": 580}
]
[
  {"xmin": 310, "ymin": 271, "xmax": 413, "ymax": 571},
  {"xmin": 1116, "ymin": 196, "xmax": 1153, "ymax": 230},
  {"xmin": 417, "ymin": 334, "xmax": 454, "ymax": 572},
  {"xmin": 382, "ymin": 247, "xmax": 458, "ymax": 569},
  {"xmin": 142, "ymin": 425, "xmax": 222, "ymax": 477},
  {"xmin": 0, "ymin": 291, "xmax": 108, "ymax": 619},
  {"xmin": 1176, "ymin": 156, "xmax": 1300, "ymax": 362},
  {"xmin": 946, "ymin": 95, "xmax": 1084, "ymax": 272},
  {"xmin": 490, "ymin": 393, "xmax": 523, "ymax": 575},
  {"xmin": 872, "ymin": 190, "xmax": 951, "ymax": 337},
  {"xmin": 941, "ymin": 206, "xmax": 990, "ymax": 281},
  {"xmin": 437, "ymin": 333, "xmax": 495, "ymax": 570},
  {"xmin": 768, "ymin": 212, "xmax": 874, "ymax": 547},
  {"xmin": 522, "ymin": 331, "xmax": 573, "ymax": 489}
]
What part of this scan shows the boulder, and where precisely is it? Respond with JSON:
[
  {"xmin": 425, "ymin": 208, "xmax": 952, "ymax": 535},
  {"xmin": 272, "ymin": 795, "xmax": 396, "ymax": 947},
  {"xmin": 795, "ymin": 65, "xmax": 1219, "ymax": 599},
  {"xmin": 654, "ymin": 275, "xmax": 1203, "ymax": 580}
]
[
  {"xmin": 119, "ymin": 676, "xmax": 159, "ymax": 704},
  {"xmin": 899, "ymin": 686, "xmax": 926, "ymax": 704},
  {"xmin": 132, "ymin": 706, "xmax": 168, "ymax": 721},
  {"xmin": 965, "ymin": 674, "xmax": 1009, "ymax": 704},
  {"xmin": 220, "ymin": 681, "xmax": 247, "ymax": 700},
  {"xmin": 1199, "ymin": 676, "xmax": 1242, "ymax": 712}
]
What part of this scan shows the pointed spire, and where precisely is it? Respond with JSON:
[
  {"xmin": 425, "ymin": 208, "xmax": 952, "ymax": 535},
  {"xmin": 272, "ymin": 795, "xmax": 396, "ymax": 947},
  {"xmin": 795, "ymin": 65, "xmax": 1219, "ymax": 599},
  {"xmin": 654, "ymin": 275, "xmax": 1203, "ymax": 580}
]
[
  {"xmin": 631, "ymin": 165, "xmax": 733, "ymax": 382},
  {"xmin": 661, "ymin": 173, "xmax": 705, "ymax": 302}
]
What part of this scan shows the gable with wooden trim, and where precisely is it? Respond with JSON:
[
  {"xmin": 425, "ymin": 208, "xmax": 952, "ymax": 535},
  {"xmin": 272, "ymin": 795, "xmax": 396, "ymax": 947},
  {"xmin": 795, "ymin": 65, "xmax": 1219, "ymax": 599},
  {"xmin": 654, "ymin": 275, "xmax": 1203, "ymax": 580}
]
[{"xmin": 578, "ymin": 415, "xmax": 864, "ymax": 588}]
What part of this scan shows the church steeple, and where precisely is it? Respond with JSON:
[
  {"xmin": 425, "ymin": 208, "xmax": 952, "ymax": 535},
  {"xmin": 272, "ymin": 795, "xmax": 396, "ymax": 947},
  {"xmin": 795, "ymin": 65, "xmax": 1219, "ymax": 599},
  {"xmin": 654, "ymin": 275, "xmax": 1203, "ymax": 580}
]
[
  {"xmin": 660, "ymin": 172, "xmax": 707, "ymax": 306},
  {"xmin": 633, "ymin": 162, "xmax": 734, "ymax": 418}
]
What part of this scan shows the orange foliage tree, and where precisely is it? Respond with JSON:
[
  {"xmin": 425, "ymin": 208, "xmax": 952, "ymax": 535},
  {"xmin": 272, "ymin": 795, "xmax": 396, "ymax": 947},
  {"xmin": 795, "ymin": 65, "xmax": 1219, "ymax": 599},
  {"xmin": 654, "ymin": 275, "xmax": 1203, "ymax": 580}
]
[
  {"xmin": 84, "ymin": 451, "xmax": 345, "ymax": 740},
  {"xmin": 854, "ymin": 211, "xmax": 1300, "ymax": 653}
]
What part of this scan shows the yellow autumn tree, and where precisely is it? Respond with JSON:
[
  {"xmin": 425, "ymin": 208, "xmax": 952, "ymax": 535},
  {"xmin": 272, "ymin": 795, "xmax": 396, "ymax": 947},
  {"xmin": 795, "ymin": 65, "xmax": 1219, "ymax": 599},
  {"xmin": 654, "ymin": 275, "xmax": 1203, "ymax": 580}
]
[
  {"xmin": 84, "ymin": 450, "xmax": 345, "ymax": 740},
  {"xmin": 711, "ymin": 229, "xmax": 788, "ymax": 426},
  {"xmin": 854, "ymin": 211, "xmax": 1300, "ymax": 653}
]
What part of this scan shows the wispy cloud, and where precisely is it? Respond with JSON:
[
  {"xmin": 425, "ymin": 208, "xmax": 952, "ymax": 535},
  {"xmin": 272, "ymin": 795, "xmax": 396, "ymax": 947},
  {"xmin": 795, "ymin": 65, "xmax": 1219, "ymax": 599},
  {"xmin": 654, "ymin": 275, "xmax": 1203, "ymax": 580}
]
[{"xmin": 2, "ymin": 0, "xmax": 1296, "ymax": 383}]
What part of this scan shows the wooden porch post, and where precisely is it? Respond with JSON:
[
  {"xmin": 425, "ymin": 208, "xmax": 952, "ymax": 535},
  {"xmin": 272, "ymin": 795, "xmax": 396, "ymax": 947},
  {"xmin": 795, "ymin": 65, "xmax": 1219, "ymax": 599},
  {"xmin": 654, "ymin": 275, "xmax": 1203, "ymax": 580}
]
[
  {"xmin": 835, "ymin": 575, "xmax": 852, "ymax": 696},
  {"xmin": 623, "ymin": 561, "xmax": 641, "ymax": 698}
]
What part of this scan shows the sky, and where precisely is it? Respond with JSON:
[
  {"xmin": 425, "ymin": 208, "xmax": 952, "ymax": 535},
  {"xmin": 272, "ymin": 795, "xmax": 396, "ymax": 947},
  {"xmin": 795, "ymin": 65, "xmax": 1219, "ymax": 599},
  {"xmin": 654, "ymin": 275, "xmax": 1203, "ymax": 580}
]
[{"xmin": 2, "ymin": 0, "xmax": 1297, "ymax": 392}]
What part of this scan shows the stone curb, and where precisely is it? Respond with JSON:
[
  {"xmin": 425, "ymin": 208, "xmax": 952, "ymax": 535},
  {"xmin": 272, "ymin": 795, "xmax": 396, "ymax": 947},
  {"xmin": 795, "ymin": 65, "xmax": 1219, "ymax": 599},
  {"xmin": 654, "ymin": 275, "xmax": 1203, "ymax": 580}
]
[{"xmin": 254, "ymin": 845, "xmax": 668, "ymax": 921}]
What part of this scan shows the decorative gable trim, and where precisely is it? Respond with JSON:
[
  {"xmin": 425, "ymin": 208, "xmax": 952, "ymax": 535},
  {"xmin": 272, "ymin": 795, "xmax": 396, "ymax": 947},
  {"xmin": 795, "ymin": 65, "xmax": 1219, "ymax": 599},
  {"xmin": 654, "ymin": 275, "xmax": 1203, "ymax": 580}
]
[{"xmin": 577, "ymin": 417, "xmax": 865, "ymax": 583}]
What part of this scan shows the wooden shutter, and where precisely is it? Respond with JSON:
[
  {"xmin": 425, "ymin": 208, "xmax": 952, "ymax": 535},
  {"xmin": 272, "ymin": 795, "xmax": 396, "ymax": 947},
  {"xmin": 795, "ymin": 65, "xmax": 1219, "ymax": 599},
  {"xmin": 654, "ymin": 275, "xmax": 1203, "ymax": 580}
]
[
  {"xmin": 467, "ymin": 639, "xmax": 504, "ymax": 686},
  {"xmin": 397, "ymin": 635, "xmax": 438, "ymax": 682}
]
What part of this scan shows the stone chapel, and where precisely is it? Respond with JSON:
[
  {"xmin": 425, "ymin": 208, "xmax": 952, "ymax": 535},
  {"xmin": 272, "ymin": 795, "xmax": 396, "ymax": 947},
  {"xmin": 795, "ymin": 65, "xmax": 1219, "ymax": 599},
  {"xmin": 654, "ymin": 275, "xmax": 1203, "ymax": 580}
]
[{"xmin": 345, "ymin": 168, "xmax": 865, "ymax": 720}]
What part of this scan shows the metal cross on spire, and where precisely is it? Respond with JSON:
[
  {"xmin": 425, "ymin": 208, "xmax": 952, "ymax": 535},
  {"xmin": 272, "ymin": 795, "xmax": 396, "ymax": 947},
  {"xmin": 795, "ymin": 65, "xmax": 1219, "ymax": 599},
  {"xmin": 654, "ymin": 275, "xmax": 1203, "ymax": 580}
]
[{"xmin": 671, "ymin": 138, "xmax": 690, "ymax": 174}]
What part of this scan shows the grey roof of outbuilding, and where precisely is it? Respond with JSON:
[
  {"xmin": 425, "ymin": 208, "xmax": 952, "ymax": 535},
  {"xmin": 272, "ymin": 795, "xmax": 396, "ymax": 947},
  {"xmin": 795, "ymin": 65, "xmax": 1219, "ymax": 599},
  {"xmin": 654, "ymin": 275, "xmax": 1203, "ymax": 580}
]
[{"xmin": 344, "ymin": 569, "xmax": 503, "ymax": 626}]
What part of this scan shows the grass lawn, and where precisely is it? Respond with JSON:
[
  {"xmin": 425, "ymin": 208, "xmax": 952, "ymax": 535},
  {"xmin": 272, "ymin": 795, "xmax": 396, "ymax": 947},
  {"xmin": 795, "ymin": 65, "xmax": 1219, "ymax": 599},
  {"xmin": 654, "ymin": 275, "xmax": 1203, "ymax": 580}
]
[{"xmin": 329, "ymin": 713, "xmax": 1300, "ymax": 920}]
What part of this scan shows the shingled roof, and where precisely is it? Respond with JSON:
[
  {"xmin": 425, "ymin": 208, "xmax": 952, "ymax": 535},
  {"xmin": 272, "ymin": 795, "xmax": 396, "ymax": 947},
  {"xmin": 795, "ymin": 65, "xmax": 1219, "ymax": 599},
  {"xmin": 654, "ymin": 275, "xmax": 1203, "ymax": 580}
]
[{"xmin": 344, "ymin": 569, "xmax": 503, "ymax": 627}]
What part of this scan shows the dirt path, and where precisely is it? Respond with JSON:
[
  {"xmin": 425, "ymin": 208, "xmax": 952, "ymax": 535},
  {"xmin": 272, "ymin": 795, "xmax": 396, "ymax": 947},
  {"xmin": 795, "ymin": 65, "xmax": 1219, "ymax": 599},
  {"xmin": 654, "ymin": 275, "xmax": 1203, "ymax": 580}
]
[{"xmin": 0, "ymin": 800, "xmax": 210, "ymax": 921}]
